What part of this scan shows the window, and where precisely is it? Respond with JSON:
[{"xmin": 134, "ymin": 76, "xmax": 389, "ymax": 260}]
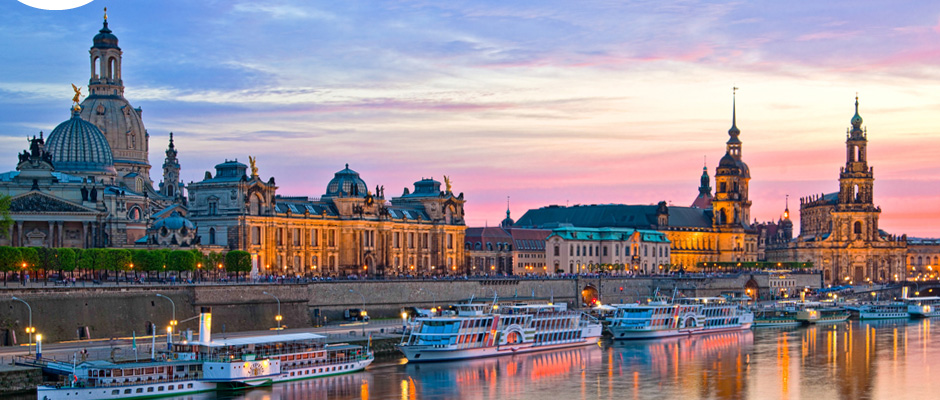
[
  {"xmin": 554, "ymin": 245, "xmax": 560, "ymax": 257},
  {"xmin": 293, "ymin": 228, "xmax": 301, "ymax": 246},
  {"xmin": 311, "ymin": 229, "xmax": 318, "ymax": 246},
  {"xmin": 208, "ymin": 228, "xmax": 216, "ymax": 245},
  {"xmin": 251, "ymin": 226, "xmax": 261, "ymax": 245},
  {"xmin": 208, "ymin": 200, "xmax": 218, "ymax": 216},
  {"xmin": 329, "ymin": 230, "xmax": 336, "ymax": 247},
  {"xmin": 276, "ymin": 228, "xmax": 284, "ymax": 246},
  {"xmin": 448, "ymin": 234, "xmax": 454, "ymax": 249},
  {"xmin": 603, "ymin": 247, "xmax": 608, "ymax": 257}
]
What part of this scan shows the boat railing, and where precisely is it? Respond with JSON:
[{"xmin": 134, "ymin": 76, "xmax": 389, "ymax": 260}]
[{"xmin": 45, "ymin": 374, "xmax": 204, "ymax": 389}]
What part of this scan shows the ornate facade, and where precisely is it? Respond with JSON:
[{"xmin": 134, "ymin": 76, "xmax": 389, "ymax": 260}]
[
  {"xmin": 515, "ymin": 94, "xmax": 759, "ymax": 270},
  {"xmin": 0, "ymin": 15, "xmax": 187, "ymax": 249},
  {"xmin": 766, "ymin": 99, "xmax": 907, "ymax": 284},
  {"xmin": 187, "ymin": 162, "xmax": 466, "ymax": 276}
]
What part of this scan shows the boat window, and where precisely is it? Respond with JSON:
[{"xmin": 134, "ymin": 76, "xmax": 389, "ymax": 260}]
[
  {"xmin": 137, "ymin": 388, "xmax": 143, "ymax": 393},
  {"xmin": 112, "ymin": 390, "xmax": 120, "ymax": 395}
]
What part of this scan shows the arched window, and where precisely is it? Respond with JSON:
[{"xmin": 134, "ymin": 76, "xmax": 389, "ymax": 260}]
[
  {"xmin": 249, "ymin": 194, "xmax": 262, "ymax": 216},
  {"xmin": 107, "ymin": 57, "xmax": 117, "ymax": 80},
  {"xmin": 854, "ymin": 221, "xmax": 862, "ymax": 235},
  {"xmin": 487, "ymin": 243, "xmax": 493, "ymax": 251},
  {"xmin": 208, "ymin": 228, "xmax": 216, "ymax": 245}
]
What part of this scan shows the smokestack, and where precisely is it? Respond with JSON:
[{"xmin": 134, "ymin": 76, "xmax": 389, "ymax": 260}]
[{"xmin": 199, "ymin": 307, "xmax": 212, "ymax": 344}]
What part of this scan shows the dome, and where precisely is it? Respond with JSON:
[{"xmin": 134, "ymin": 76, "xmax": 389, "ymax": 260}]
[
  {"xmin": 851, "ymin": 98, "xmax": 863, "ymax": 127},
  {"xmin": 93, "ymin": 21, "xmax": 119, "ymax": 49},
  {"xmin": 152, "ymin": 211, "xmax": 195, "ymax": 230},
  {"xmin": 46, "ymin": 108, "xmax": 116, "ymax": 175},
  {"xmin": 718, "ymin": 152, "xmax": 737, "ymax": 169},
  {"xmin": 324, "ymin": 164, "xmax": 368, "ymax": 198}
]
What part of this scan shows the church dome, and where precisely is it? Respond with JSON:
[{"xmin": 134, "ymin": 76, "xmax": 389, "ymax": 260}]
[
  {"xmin": 152, "ymin": 211, "xmax": 195, "ymax": 231},
  {"xmin": 46, "ymin": 108, "xmax": 116, "ymax": 175},
  {"xmin": 93, "ymin": 21, "xmax": 119, "ymax": 49},
  {"xmin": 324, "ymin": 164, "xmax": 368, "ymax": 198}
]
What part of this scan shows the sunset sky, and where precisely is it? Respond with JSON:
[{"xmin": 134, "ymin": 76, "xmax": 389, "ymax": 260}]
[{"xmin": 2, "ymin": 1, "xmax": 939, "ymax": 237}]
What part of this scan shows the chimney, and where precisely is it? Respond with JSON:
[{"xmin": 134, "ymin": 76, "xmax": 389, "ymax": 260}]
[{"xmin": 199, "ymin": 307, "xmax": 212, "ymax": 344}]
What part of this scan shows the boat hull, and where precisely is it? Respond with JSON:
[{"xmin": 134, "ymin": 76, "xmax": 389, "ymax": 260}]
[
  {"xmin": 37, "ymin": 380, "xmax": 215, "ymax": 400},
  {"xmin": 609, "ymin": 323, "xmax": 751, "ymax": 340},
  {"xmin": 400, "ymin": 337, "xmax": 600, "ymax": 363}
]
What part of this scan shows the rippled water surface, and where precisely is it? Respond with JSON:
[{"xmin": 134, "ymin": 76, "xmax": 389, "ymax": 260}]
[{"xmin": 87, "ymin": 319, "xmax": 940, "ymax": 399}]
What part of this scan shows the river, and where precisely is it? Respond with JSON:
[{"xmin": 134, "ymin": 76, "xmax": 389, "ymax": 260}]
[{"xmin": 24, "ymin": 318, "xmax": 940, "ymax": 399}]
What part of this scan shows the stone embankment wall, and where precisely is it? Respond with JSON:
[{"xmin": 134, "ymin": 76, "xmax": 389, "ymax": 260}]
[
  {"xmin": 0, "ymin": 273, "xmax": 821, "ymax": 343},
  {"xmin": 0, "ymin": 365, "xmax": 41, "ymax": 395}
]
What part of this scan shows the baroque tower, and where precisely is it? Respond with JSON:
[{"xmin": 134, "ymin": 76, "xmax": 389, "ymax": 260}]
[
  {"xmin": 833, "ymin": 97, "xmax": 880, "ymax": 241},
  {"xmin": 712, "ymin": 90, "xmax": 752, "ymax": 229},
  {"xmin": 79, "ymin": 11, "xmax": 152, "ymax": 191},
  {"xmin": 159, "ymin": 133, "xmax": 183, "ymax": 201}
]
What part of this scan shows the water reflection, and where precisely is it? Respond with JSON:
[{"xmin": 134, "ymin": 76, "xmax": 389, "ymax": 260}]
[{"xmin": 92, "ymin": 319, "xmax": 940, "ymax": 400}]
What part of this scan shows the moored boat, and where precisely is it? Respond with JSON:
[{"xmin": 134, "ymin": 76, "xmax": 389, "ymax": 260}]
[
  {"xmin": 607, "ymin": 297, "xmax": 753, "ymax": 339},
  {"xmin": 844, "ymin": 302, "xmax": 909, "ymax": 320},
  {"xmin": 904, "ymin": 296, "xmax": 940, "ymax": 318},
  {"xmin": 35, "ymin": 307, "xmax": 372, "ymax": 400},
  {"xmin": 398, "ymin": 301, "xmax": 602, "ymax": 362}
]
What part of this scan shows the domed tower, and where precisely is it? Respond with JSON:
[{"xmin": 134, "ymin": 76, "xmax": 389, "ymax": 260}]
[
  {"xmin": 79, "ymin": 11, "xmax": 151, "ymax": 190},
  {"xmin": 691, "ymin": 162, "xmax": 713, "ymax": 209},
  {"xmin": 323, "ymin": 164, "xmax": 368, "ymax": 199},
  {"xmin": 159, "ymin": 132, "xmax": 183, "ymax": 200},
  {"xmin": 500, "ymin": 197, "xmax": 514, "ymax": 228},
  {"xmin": 833, "ymin": 96, "xmax": 880, "ymax": 242},
  {"xmin": 46, "ymin": 108, "xmax": 117, "ymax": 182},
  {"xmin": 712, "ymin": 90, "xmax": 751, "ymax": 228}
]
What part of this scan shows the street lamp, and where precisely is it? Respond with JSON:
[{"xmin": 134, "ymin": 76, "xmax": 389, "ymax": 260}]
[
  {"xmin": 349, "ymin": 288, "xmax": 366, "ymax": 337},
  {"xmin": 262, "ymin": 291, "xmax": 282, "ymax": 331},
  {"xmin": 155, "ymin": 294, "xmax": 177, "ymax": 348},
  {"xmin": 35, "ymin": 333, "xmax": 42, "ymax": 360},
  {"xmin": 11, "ymin": 296, "xmax": 34, "ymax": 354}
]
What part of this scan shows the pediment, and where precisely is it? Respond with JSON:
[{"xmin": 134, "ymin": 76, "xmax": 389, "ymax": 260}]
[{"xmin": 9, "ymin": 191, "xmax": 98, "ymax": 214}]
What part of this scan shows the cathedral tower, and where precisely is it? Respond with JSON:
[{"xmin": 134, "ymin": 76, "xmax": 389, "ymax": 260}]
[
  {"xmin": 833, "ymin": 97, "xmax": 880, "ymax": 241},
  {"xmin": 159, "ymin": 133, "xmax": 183, "ymax": 201},
  {"xmin": 712, "ymin": 90, "xmax": 752, "ymax": 228},
  {"xmin": 79, "ymin": 11, "xmax": 152, "ymax": 191}
]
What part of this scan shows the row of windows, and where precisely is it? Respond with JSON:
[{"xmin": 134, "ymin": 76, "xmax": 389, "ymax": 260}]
[
  {"xmin": 560, "ymin": 244, "xmax": 668, "ymax": 258},
  {"xmin": 109, "ymin": 383, "xmax": 195, "ymax": 396}
]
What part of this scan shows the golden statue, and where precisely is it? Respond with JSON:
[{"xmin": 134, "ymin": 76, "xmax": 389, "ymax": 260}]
[
  {"xmin": 104, "ymin": 7, "xmax": 107, "ymax": 21},
  {"xmin": 443, "ymin": 175, "xmax": 452, "ymax": 193},
  {"xmin": 71, "ymin": 83, "xmax": 82, "ymax": 111},
  {"xmin": 248, "ymin": 156, "xmax": 258, "ymax": 176}
]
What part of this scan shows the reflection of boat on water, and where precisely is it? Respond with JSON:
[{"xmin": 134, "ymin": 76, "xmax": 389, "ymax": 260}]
[
  {"xmin": 232, "ymin": 371, "xmax": 370, "ymax": 400},
  {"xmin": 398, "ymin": 302, "xmax": 603, "ymax": 362},
  {"xmin": 403, "ymin": 347, "xmax": 602, "ymax": 398},
  {"xmin": 607, "ymin": 297, "xmax": 753, "ymax": 339}
]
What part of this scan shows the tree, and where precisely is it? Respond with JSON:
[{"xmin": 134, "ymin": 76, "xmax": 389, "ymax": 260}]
[
  {"xmin": 0, "ymin": 196, "xmax": 11, "ymax": 238},
  {"xmin": 58, "ymin": 248, "xmax": 77, "ymax": 280},
  {"xmin": 167, "ymin": 250, "xmax": 196, "ymax": 281},
  {"xmin": 20, "ymin": 247, "xmax": 39, "ymax": 270},
  {"xmin": 0, "ymin": 246, "xmax": 21, "ymax": 286},
  {"xmin": 37, "ymin": 247, "xmax": 58, "ymax": 281},
  {"xmin": 108, "ymin": 249, "xmax": 132, "ymax": 283},
  {"xmin": 225, "ymin": 250, "xmax": 251, "ymax": 281}
]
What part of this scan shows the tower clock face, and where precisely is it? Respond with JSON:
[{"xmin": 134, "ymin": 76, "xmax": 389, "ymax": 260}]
[{"xmin": 18, "ymin": 0, "xmax": 94, "ymax": 10}]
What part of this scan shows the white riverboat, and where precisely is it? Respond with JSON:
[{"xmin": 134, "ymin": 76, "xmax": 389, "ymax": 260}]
[
  {"xmin": 36, "ymin": 307, "xmax": 372, "ymax": 400},
  {"xmin": 606, "ymin": 297, "xmax": 753, "ymax": 339},
  {"xmin": 844, "ymin": 302, "xmax": 909, "ymax": 320},
  {"xmin": 398, "ymin": 302, "xmax": 603, "ymax": 362},
  {"xmin": 904, "ymin": 296, "xmax": 940, "ymax": 318}
]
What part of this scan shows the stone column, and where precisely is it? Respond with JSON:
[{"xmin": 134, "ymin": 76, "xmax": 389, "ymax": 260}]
[
  {"xmin": 16, "ymin": 221, "xmax": 24, "ymax": 247},
  {"xmin": 58, "ymin": 222, "xmax": 64, "ymax": 247},
  {"xmin": 48, "ymin": 221, "xmax": 54, "ymax": 247},
  {"xmin": 82, "ymin": 222, "xmax": 88, "ymax": 248}
]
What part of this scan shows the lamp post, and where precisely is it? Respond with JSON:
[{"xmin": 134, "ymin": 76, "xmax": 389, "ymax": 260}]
[
  {"xmin": 349, "ymin": 288, "xmax": 366, "ymax": 337},
  {"xmin": 11, "ymin": 296, "xmax": 34, "ymax": 354},
  {"xmin": 155, "ymin": 294, "xmax": 177, "ymax": 347},
  {"xmin": 35, "ymin": 333, "xmax": 42, "ymax": 360},
  {"xmin": 262, "ymin": 291, "xmax": 282, "ymax": 331}
]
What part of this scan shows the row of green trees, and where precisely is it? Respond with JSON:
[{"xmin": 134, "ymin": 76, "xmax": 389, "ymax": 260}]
[
  {"xmin": 0, "ymin": 246, "xmax": 251, "ymax": 283},
  {"xmin": 696, "ymin": 261, "xmax": 815, "ymax": 270}
]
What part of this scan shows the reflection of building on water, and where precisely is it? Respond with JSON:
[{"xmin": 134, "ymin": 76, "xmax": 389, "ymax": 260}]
[
  {"xmin": 403, "ymin": 347, "xmax": 602, "ymax": 399},
  {"xmin": 231, "ymin": 372, "xmax": 370, "ymax": 400},
  {"xmin": 611, "ymin": 331, "xmax": 754, "ymax": 399}
]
